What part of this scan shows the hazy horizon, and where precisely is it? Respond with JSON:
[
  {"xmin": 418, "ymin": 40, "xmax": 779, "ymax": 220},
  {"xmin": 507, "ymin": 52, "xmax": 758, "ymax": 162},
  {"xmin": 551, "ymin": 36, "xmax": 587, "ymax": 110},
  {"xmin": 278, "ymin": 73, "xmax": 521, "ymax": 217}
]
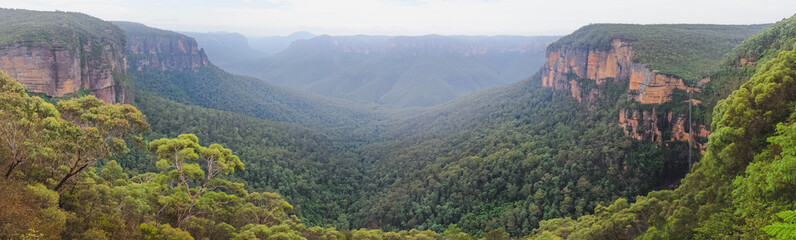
[{"xmin": 5, "ymin": 0, "xmax": 796, "ymax": 38}]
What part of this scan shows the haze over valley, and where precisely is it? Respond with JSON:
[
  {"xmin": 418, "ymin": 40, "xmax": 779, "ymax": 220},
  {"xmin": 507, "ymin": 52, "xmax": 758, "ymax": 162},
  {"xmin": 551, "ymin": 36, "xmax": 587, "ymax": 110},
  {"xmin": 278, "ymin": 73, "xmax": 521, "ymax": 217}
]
[{"xmin": 1, "ymin": 1, "xmax": 796, "ymax": 240}]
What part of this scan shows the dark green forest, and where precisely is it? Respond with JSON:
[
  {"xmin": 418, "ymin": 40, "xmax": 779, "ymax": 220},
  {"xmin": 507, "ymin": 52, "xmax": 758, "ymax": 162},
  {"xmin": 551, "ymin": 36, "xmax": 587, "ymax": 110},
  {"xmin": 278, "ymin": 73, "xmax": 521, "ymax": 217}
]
[{"xmin": 2, "ymin": 8, "xmax": 796, "ymax": 240}]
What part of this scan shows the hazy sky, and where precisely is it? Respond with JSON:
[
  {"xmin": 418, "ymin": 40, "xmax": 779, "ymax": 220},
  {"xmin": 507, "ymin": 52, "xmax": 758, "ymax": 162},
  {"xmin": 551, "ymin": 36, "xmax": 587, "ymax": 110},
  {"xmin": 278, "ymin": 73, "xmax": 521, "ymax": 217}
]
[{"xmin": 4, "ymin": 0, "xmax": 796, "ymax": 37}]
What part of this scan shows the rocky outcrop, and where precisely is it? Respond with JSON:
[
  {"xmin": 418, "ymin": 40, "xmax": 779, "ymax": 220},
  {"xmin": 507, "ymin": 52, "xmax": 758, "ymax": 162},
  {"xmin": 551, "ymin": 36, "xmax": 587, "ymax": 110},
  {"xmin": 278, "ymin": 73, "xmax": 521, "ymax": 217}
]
[
  {"xmin": 542, "ymin": 39, "xmax": 699, "ymax": 104},
  {"xmin": 543, "ymin": 39, "xmax": 709, "ymax": 150},
  {"xmin": 125, "ymin": 34, "xmax": 209, "ymax": 72},
  {"xmin": 619, "ymin": 108, "xmax": 710, "ymax": 152},
  {"xmin": 0, "ymin": 39, "xmax": 127, "ymax": 104},
  {"xmin": 619, "ymin": 108, "xmax": 662, "ymax": 142},
  {"xmin": 736, "ymin": 58, "xmax": 757, "ymax": 68}
]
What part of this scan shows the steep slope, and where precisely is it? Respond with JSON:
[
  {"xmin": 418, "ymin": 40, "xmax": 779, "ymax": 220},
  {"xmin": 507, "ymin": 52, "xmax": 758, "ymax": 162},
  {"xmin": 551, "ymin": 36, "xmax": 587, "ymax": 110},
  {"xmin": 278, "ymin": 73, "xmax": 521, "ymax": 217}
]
[
  {"xmin": 348, "ymin": 24, "xmax": 766, "ymax": 236},
  {"xmin": 112, "ymin": 22, "xmax": 383, "ymax": 225},
  {"xmin": 527, "ymin": 17, "xmax": 796, "ymax": 238},
  {"xmin": 0, "ymin": 71, "xmax": 458, "ymax": 240},
  {"xmin": 114, "ymin": 21, "xmax": 210, "ymax": 72},
  {"xmin": 0, "ymin": 9, "xmax": 129, "ymax": 104},
  {"xmin": 230, "ymin": 35, "xmax": 558, "ymax": 107},
  {"xmin": 543, "ymin": 24, "xmax": 766, "ymax": 152},
  {"xmin": 181, "ymin": 31, "xmax": 267, "ymax": 68},
  {"xmin": 123, "ymin": 93, "xmax": 367, "ymax": 226},
  {"xmin": 114, "ymin": 22, "xmax": 381, "ymax": 134}
]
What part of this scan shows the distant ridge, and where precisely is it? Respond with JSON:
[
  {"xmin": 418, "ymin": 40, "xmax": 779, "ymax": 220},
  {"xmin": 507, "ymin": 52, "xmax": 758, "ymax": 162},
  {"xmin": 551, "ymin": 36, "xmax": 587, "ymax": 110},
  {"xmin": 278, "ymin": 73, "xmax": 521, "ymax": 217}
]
[{"xmin": 226, "ymin": 34, "xmax": 559, "ymax": 107}]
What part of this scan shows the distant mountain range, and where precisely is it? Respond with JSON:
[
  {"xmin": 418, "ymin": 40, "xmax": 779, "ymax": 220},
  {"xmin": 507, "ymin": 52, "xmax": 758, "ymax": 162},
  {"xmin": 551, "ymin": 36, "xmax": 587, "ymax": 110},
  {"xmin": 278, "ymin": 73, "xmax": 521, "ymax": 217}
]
[
  {"xmin": 249, "ymin": 31, "xmax": 317, "ymax": 56},
  {"xmin": 212, "ymin": 34, "xmax": 558, "ymax": 107}
]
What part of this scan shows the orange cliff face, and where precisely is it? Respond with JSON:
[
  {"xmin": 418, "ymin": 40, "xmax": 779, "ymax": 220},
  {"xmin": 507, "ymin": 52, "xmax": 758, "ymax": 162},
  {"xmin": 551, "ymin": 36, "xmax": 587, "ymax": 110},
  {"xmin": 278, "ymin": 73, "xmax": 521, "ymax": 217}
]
[
  {"xmin": 542, "ymin": 39, "xmax": 698, "ymax": 104},
  {"xmin": 125, "ymin": 34, "xmax": 209, "ymax": 72},
  {"xmin": 0, "ymin": 39, "xmax": 127, "ymax": 104},
  {"xmin": 542, "ymin": 39, "xmax": 709, "ymax": 150}
]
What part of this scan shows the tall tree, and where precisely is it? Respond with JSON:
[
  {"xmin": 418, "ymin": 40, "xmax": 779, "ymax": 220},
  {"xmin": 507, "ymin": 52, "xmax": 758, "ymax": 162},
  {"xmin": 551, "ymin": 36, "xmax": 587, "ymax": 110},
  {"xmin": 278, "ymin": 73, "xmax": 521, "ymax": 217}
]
[
  {"xmin": 0, "ymin": 72, "xmax": 60, "ymax": 179},
  {"xmin": 149, "ymin": 134, "xmax": 245, "ymax": 226},
  {"xmin": 52, "ymin": 96, "xmax": 149, "ymax": 191}
]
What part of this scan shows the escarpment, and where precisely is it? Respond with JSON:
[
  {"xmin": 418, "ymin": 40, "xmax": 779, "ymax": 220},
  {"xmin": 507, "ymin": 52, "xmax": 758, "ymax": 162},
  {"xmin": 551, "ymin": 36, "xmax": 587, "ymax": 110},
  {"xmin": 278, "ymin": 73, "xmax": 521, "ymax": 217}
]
[
  {"xmin": 0, "ymin": 13, "xmax": 131, "ymax": 104},
  {"xmin": 542, "ymin": 39, "xmax": 708, "ymax": 149},
  {"xmin": 114, "ymin": 22, "xmax": 209, "ymax": 72},
  {"xmin": 125, "ymin": 34, "xmax": 209, "ymax": 71}
]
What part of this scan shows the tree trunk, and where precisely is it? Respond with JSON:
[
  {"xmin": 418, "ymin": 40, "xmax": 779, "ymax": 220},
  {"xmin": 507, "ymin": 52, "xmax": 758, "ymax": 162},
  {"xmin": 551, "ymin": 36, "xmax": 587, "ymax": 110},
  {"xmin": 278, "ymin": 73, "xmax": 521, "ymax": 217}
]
[
  {"xmin": 5, "ymin": 161, "xmax": 19, "ymax": 178},
  {"xmin": 54, "ymin": 164, "xmax": 89, "ymax": 191}
]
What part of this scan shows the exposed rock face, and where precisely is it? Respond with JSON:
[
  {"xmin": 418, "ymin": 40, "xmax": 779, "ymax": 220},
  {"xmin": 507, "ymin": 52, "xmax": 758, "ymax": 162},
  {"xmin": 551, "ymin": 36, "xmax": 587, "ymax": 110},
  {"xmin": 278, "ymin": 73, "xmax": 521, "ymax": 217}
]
[
  {"xmin": 542, "ymin": 39, "xmax": 709, "ymax": 149},
  {"xmin": 618, "ymin": 108, "xmax": 710, "ymax": 152},
  {"xmin": 126, "ymin": 34, "xmax": 209, "ymax": 72},
  {"xmin": 619, "ymin": 108, "xmax": 662, "ymax": 142},
  {"xmin": 736, "ymin": 58, "xmax": 757, "ymax": 68},
  {"xmin": 0, "ymin": 39, "xmax": 127, "ymax": 104},
  {"xmin": 628, "ymin": 66, "xmax": 698, "ymax": 104},
  {"xmin": 542, "ymin": 39, "xmax": 698, "ymax": 104}
]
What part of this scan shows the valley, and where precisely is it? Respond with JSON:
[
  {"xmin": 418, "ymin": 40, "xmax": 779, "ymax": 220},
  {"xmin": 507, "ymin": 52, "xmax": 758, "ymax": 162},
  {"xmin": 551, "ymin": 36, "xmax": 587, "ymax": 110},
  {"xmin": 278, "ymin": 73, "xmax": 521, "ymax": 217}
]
[{"xmin": 0, "ymin": 6, "xmax": 795, "ymax": 240}]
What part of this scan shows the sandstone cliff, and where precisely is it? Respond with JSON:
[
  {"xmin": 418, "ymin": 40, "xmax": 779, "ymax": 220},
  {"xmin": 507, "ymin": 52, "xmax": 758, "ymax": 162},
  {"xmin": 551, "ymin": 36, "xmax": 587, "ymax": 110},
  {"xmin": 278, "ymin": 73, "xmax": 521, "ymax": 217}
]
[
  {"xmin": 0, "ymin": 10, "xmax": 128, "ymax": 104},
  {"xmin": 125, "ymin": 35, "xmax": 209, "ymax": 71},
  {"xmin": 541, "ymin": 39, "xmax": 708, "ymax": 150},
  {"xmin": 116, "ymin": 22, "xmax": 209, "ymax": 72}
]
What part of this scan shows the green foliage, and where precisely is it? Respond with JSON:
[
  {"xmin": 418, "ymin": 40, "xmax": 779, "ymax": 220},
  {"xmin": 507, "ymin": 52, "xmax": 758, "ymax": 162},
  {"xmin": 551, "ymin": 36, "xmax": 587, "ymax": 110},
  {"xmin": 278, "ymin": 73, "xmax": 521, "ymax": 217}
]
[
  {"xmin": 0, "ymin": 8, "xmax": 125, "ymax": 50},
  {"xmin": 139, "ymin": 222, "xmax": 195, "ymax": 240},
  {"xmin": 726, "ymin": 14, "xmax": 796, "ymax": 68},
  {"xmin": 0, "ymin": 180, "xmax": 68, "ymax": 239},
  {"xmin": 49, "ymin": 95, "xmax": 149, "ymax": 190},
  {"xmin": 764, "ymin": 210, "xmax": 796, "ymax": 239},
  {"xmin": 548, "ymin": 24, "xmax": 767, "ymax": 82},
  {"xmin": 131, "ymin": 93, "xmax": 367, "ymax": 226},
  {"xmin": 5, "ymin": 9, "xmax": 792, "ymax": 240},
  {"xmin": 0, "ymin": 72, "xmax": 476, "ymax": 240},
  {"xmin": 700, "ymin": 14, "xmax": 796, "ymax": 125},
  {"xmin": 0, "ymin": 71, "xmax": 61, "ymax": 179},
  {"xmin": 525, "ymin": 41, "xmax": 796, "ymax": 240},
  {"xmin": 128, "ymin": 65, "xmax": 379, "ymax": 136},
  {"xmin": 352, "ymin": 74, "xmax": 688, "ymax": 236}
]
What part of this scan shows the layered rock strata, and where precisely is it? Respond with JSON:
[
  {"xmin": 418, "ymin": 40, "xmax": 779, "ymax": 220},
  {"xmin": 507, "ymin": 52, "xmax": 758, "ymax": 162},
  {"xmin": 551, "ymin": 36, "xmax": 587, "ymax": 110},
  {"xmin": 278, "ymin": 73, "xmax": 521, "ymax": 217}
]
[
  {"xmin": 541, "ymin": 39, "xmax": 708, "ymax": 150},
  {"xmin": 0, "ymin": 39, "xmax": 126, "ymax": 104}
]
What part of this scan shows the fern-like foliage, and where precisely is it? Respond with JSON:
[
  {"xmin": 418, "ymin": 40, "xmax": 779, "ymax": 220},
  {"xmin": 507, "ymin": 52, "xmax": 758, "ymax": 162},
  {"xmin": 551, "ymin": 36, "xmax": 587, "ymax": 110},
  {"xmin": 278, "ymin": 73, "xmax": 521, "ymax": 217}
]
[{"xmin": 764, "ymin": 210, "xmax": 796, "ymax": 239}]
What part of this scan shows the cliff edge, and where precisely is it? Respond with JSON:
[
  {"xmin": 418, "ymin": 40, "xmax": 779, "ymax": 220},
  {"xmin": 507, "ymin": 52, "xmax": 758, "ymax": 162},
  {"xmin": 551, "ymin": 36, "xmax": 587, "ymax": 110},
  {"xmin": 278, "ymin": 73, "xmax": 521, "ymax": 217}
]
[{"xmin": 0, "ymin": 9, "xmax": 128, "ymax": 104}]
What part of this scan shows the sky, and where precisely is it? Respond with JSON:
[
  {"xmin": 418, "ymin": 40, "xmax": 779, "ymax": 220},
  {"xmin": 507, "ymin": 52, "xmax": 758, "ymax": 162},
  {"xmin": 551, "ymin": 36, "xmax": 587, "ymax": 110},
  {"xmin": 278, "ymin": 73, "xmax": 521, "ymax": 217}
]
[{"xmin": 4, "ymin": 0, "xmax": 796, "ymax": 37}]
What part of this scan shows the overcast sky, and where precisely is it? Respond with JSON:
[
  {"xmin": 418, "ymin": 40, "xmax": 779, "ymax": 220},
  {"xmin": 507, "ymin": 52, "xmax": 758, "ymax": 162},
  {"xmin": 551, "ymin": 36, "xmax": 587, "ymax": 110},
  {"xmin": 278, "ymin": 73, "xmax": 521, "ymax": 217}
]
[{"xmin": 4, "ymin": 0, "xmax": 796, "ymax": 37}]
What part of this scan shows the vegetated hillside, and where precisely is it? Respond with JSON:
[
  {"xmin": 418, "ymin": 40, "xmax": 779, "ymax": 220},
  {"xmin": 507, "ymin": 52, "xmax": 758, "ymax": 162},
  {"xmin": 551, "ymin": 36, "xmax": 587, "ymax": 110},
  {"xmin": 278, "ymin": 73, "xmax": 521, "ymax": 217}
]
[
  {"xmin": 114, "ymin": 22, "xmax": 382, "ymax": 225},
  {"xmin": 700, "ymin": 15, "xmax": 796, "ymax": 123},
  {"xmin": 248, "ymin": 31, "xmax": 316, "ymax": 56},
  {"xmin": 548, "ymin": 24, "xmax": 769, "ymax": 83},
  {"xmin": 354, "ymin": 73, "xmax": 682, "ymax": 236},
  {"xmin": 228, "ymin": 35, "xmax": 559, "ymax": 107},
  {"xmin": 346, "ymin": 23, "xmax": 769, "ymax": 236},
  {"xmin": 115, "ymin": 22, "xmax": 382, "ymax": 135},
  {"xmin": 129, "ymin": 66, "xmax": 380, "ymax": 134},
  {"xmin": 4, "ymin": 8, "xmax": 791, "ymax": 240},
  {"xmin": 0, "ymin": 8, "xmax": 129, "ymax": 104},
  {"xmin": 0, "ymin": 8, "xmax": 125, "ymax": 47},
  {"xmin": 123, "ymin": 92, "xmax": 368, "ymax": 226},
  {"xmin": 541, "ymin": 24, "xmax": 765, "ymax": 159},
  {"xmin": 526, "ymin": 21, "xmax": 796, "ymax": 239},
  {"xmin": 117, "ymin": 20, "xmax": 771, "ymax": 236},
  {"xmin": 0, "ymin": 71, "xmax": 463, "ymax": 240},
  {"xmin": 181, "ymin": 31, "xmax": 267, "ymax": 68}
]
